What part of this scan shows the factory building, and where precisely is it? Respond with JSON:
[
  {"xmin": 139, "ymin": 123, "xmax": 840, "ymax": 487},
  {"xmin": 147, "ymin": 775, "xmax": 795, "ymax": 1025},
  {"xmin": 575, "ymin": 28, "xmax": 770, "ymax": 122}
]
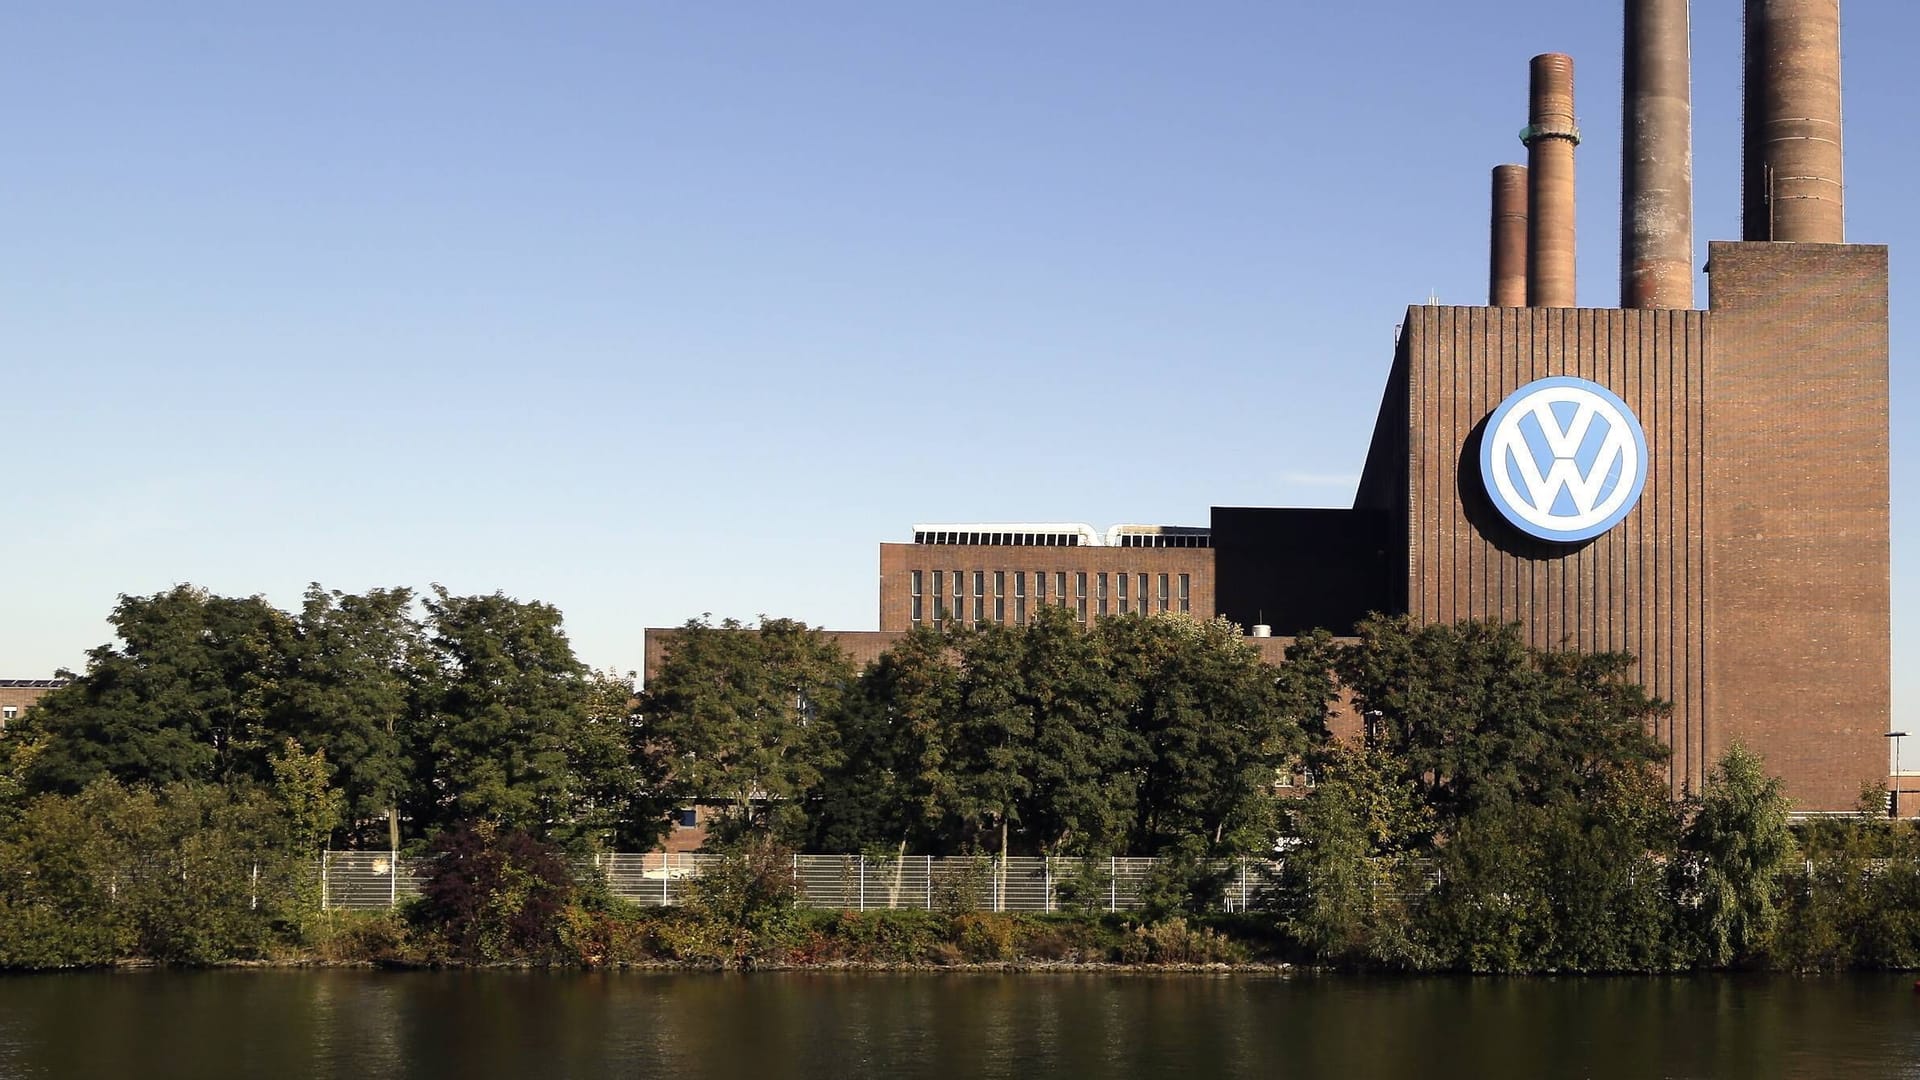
[{"xmin": 652, "ymin": 0, "xmax": 1893, "ymax": 813}]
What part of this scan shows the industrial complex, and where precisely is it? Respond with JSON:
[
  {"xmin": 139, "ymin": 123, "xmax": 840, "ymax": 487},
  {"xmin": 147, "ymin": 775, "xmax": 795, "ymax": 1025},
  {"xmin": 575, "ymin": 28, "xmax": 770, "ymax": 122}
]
[{"xmin": 649, "ymin": 0, "xmax": 1895, "ymax": 814}]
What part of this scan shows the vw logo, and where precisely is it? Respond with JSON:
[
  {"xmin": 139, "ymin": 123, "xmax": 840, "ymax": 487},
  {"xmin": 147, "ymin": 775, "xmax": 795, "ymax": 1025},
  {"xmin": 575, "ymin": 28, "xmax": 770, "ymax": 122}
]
[{"xmin": 1478, "ymin": 376, "xmax": 1648, "ymax": 543}]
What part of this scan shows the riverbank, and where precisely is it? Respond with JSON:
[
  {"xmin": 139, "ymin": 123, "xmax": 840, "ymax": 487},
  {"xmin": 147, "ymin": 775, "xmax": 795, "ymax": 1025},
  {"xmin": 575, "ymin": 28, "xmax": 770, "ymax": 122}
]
[{"xmin": 304, "ymin": 905, "xmax": 1285, "ymax": 972}]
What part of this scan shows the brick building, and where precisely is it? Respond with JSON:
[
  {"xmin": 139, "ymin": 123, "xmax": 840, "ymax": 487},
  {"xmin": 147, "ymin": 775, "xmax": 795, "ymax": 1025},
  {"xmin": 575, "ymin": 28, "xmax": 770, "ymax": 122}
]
[
  {"xmin": 646, "ymin": 0, "xmax": 1896, "ymax": 816},
  {"xmin": 877, "ymin": 523, "xmax": 1215, "ymax": 632},
  {"xmin": 0, "ymin": 679, "xmax": 66, "ymax": 730}
]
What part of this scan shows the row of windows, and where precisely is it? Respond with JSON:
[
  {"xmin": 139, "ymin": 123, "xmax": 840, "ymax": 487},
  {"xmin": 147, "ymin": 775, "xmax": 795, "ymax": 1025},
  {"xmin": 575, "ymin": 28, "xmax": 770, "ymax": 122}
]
[
  {"xmin": 908, "ymin": 570, "xmax": 1190, "ymax": 626},
  {"xmin": 1113, "ymin": 534, "xmax": 1211, "ymax": 548},
  {"xmin": 914, "ymin": 531, "xmax": 1085, "ymax": 547}
]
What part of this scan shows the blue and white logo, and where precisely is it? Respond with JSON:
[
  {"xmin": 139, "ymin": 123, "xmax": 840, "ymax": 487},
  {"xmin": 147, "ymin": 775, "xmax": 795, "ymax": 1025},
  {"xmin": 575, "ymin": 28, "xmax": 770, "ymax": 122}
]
[{"xmin": 1478, "ymin": 376, "xmax": 1648, "ymax": 543}]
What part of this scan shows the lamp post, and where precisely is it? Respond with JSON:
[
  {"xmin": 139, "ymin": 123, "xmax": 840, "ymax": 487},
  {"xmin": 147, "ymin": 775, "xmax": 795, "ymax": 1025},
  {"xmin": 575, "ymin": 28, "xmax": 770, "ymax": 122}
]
[{"xmin": 1888, "ymin": 731, "xmax": 1909, "ymax": 819}]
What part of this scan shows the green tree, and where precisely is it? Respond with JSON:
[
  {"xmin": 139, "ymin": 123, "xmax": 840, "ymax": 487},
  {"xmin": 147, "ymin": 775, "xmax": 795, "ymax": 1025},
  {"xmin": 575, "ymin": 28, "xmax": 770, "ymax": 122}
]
[
  {"xmin": 1276, "ymin": 741, "xmax": 1433, "ymax": 967},
  {"xmin": 27, "ymin": 587, "xmax": 295, "ymax": 793},
  {"xmin": 1023, "ymin": 607, "xmax": 1135, "ymax": 855},
  {"xmin": 942, "ymin": 622, "xmax": 1034, "ymax": 858},
  {"xmin": 1337, "ymin": 616, "xmax": 1669, "ymax": 824},
  {"xmin": 1678, "ymin": 744, "xmax": 1795, "ymax": 968},
  {"xmin": 571, "ymin": 670, "xmax": 671, "ymax": 851},
  {"xmin": 411, "ymin": 587, "xmax": 591, "ymax": 838},
  {"xmin": 805, "ymin": 626, "xmax": 963, "ymax": 854},
  {"xmin": 273, "ymin": 585, "xmax": 423, "ymax": 847},
  {"xmin": 642, "ymin": 617, "xmax": 852, "ymax": 842},
  {"xmin": 268, "ymin": 737, "xmax": 346, "ymax": 856},
  {"xmin": 1118, "ymin": 616, "xmax": 1300, "ymax": 858}
]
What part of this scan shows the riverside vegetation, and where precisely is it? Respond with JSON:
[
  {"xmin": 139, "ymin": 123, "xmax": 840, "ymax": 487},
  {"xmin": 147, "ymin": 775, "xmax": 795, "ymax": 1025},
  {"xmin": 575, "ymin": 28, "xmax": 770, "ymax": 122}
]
[{"xmin": 1, "ymin": 584, "xmax": 1916, "ymax": 973}]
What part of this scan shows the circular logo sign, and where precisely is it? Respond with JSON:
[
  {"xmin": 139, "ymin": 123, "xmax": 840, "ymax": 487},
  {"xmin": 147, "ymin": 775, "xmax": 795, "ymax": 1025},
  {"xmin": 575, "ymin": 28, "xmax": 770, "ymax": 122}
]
[{"xmin": 1478, "ymin": 376, "xmax": 1648, "ymax": 543}]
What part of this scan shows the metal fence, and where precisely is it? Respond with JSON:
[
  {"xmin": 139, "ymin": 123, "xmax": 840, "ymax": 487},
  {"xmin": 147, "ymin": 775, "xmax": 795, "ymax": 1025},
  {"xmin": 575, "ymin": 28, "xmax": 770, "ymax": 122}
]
[{"xmin": 319, "ymin": 851, "xmax": 1271, "ymax": 913}]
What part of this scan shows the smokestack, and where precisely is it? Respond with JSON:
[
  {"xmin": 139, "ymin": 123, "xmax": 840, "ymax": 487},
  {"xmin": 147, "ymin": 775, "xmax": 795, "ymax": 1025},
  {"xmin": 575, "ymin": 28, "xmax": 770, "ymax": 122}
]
[
  {"xmin": 1622, "ymin": 0, "xmax": 1696, "ymax": 308},
  {"xmin": 1742, "ymin": 0, "xmax": 1845, "ymax": 242},
  {"xmin": 1490, "ymin": 165, "xmax": 1530, "ymax": 306},
  {"xmin": 1524, "ymin": 53, "xmax": 1579, "ymax": 307}
]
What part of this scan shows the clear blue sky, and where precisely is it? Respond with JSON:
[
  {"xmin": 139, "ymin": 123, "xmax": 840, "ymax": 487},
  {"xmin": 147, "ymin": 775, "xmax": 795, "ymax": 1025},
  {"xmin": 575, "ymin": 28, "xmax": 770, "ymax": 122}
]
[{"xmin": 4, "ymin": 2, "xmax": 1914, "ymax": 733}]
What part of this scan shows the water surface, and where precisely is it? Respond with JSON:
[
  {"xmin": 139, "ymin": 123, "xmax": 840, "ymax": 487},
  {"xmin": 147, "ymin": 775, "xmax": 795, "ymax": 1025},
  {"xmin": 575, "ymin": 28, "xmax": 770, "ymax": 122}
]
[{"xmin": 0, "ymin": 970, "xmax": 1915, "ymax": 1078}]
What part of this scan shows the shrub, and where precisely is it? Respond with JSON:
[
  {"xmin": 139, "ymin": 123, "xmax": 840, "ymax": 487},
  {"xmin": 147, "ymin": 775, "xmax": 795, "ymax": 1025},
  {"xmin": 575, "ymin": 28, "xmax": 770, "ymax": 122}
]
[
  {"xmin": 678, "ymin": 838, "xmax": 804, "ymax": 969},
  {"xmin": 949, "ymin": 912, "xmax": 1017, "ymax": 962},
  {"xmin": 413, "ymin": 822, "xmax": 576, "ymax": 963}
]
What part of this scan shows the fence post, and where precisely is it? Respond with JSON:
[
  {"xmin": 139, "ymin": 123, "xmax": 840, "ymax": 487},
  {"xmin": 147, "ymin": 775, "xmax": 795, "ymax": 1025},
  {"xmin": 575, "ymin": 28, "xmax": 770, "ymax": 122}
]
[
  {"xmin": 1043, "ymin": 858, "xmax": 1051, "ymax": 913},
  {"xmin": 995, "ymin": 855, "xmax": 1003, "ymax": 913},
  {"xmin": 320, "ymin": 850, "xmax": 329, "ymax": 912},
  {"xmin": 858, "ymin": 854, "xmax": 866, "ymax": 912},
  {"xmin": 251, "ymin": 862, "xmax": 259, "ymax": 912},
  {"xmin": 1238, "ymin": 859, "xmax": 1248, "ymax": 913},
  {"xmin": 1109, "ymin": 856, "xmax": 1117, "ymax": 913},
  {"xmin": 389, "ymin": 848, "xmax": 398, "ymax": 908},
  {"xmin": 663, "ymin": 853, "xmax": 671, "ymax": 907}
]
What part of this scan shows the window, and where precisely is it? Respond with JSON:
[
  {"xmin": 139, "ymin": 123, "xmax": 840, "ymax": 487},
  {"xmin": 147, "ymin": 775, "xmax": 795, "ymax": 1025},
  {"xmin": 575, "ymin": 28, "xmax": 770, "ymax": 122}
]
[
  {"xmin": 1016, "ymin": 597, "xmax": 1027, "ymax": 624},
  {"xmin": 1139, "ymin": 574, "xmax": 1150, "ymax": 614},
  {"xmin": 954, "ymin": 572, "xmax": 966, "ymax": 620},
  {"xmin": 974, "ymin": 596, "xmax": 985, "ymax": 623},
  {"xmin": 973, "ymin": 570, "xmax": 986, "ymax": 598},
  {"xmin": 994, "ymin": 570, "xmax": 1005, "ymax": 598},
  {"xmin": 1034, "ymin": 573, "xmax": 1046, "ymax": 602},
  {"xmin": 1179, "ymin": 573, "xmax": 1191, "ymax": 614},
  {"xmin": 1057, "ymin": 572, "xmax": 1069, "ymax": 605},
  {"xmin": 911, "ymin": 571, "xmax": 924, "ymax": 625},
  {"xmin": 1075, "ymin": 573, "xmax": 1087, "ymax": 598},
  {"xmin": 995, "ymin": 597, "xmax": 1006, "ymax": 622},
  {"xmin": 1158, "ymin": 573, "xmax": 1170, "ymax": 611},
  {"xmin": 932, "ymin": 571, "xmax": 944, "ymax": 598},
  {"xmin": 1097, "ymin": 574, "xmax": 1108, "ymax": 617},
  {"xmin": 674, "ymin": 808, "xmax": 698, "ymax": 828},
  {"xmin": 1117, "ymin": 573, "xmax": 1128, "ymax": 606},
  {"xmin": 912, "ymin": 570, "xmax": 923, "ymax": 596},
  {"xmin": 912, "ymin": 595, "xmax": 923, "ymax": 623},
  {"xmin": 1077, "ymin": 598, "xmax": 1088, "ymax": 623}
]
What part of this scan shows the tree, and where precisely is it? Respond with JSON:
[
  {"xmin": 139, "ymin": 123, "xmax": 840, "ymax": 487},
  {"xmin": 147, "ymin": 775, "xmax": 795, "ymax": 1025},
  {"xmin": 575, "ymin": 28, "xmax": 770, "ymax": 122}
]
[
  {"xmin": 642, "ymin": 617, "xmax": 852, "ymax": 842},
  {"xmin": 1337, "ymin": 616, "xmax": 1669, "ymax": 825},
  {"xmin": 941, "ymin": 622, "xmax": 1033, "ymax": 858},
  {"xmin": 570, "ymin": 670, "xmax": 671, "ymax": 851},
  {"xmin": 1022, "ymin": 606, "xmax": 1134, "ymax": 855},
  {"xmin": 1679, "ymin": 744, "xmax": 1795, "ymax": 968},
  {"xmin": 272, "ymin": 585, "xmax": 423, "ymax": 847},
  {"xmin": 1118, "ymin": 616, "xmax": 1301, "ymax": 858},
  {"xmin": 28, "ymin": 586, "xmax": 295, "ymax": 793},
  {"xmin": 411, "ymin": 587, "xmax": 591, "ymax": 838},
  {"xmin": 805, "ymin": 626, "xmax": 962, "ymax": 854}
]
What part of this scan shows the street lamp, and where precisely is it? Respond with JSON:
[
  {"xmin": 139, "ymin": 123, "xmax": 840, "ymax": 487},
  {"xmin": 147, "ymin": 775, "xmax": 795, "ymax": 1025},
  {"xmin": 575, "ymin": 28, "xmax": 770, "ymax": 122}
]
[{"xmin": 1887, "ymin": 731, "xmax": 1909, "ymax": 819}]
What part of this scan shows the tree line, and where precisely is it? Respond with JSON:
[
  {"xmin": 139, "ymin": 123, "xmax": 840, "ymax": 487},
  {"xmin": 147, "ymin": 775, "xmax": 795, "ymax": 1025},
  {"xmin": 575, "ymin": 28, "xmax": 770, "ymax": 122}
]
[{"xmin": 4, "ymin": 582, "xmax": 1917, "ymax": 972}]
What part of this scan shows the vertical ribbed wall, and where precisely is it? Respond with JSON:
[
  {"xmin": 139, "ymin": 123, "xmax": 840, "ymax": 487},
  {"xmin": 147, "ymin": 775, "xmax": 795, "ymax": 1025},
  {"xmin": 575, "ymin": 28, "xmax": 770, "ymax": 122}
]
[{"xmin": 1402, "ymin": 305, "xmax": 1709, "ymax": 795}]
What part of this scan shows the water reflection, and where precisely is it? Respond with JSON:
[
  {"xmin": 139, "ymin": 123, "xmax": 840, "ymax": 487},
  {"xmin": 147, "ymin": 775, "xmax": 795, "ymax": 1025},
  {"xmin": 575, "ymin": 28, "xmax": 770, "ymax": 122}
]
[{"xmin": 0, "ymin": 970, "xmax": 1915, "ymax": 1079}]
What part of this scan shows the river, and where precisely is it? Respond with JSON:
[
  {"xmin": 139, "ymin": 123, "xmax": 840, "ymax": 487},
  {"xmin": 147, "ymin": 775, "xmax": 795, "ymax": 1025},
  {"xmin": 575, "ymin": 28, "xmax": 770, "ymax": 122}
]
[{"xmin": 0, "ymin": 970, "xmax": 1915, "ymax": 1078}]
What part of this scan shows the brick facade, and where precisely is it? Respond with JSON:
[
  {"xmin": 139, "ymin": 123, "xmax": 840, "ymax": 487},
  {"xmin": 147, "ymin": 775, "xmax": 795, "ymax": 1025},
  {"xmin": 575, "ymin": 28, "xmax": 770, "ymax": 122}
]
[
  {"xmin": 1389, "ymin": 304, "xmax": 1711, "ymax": 796},
  {"xmin": 0, "ymin": 680, "xmax": 65, "ymax": 729},
  {"xmin": 877, "ymin": 543, "xmax": 1215, "ymax": 633},
  {"xmin": 1702, "ymin": 243, "xmax": 1890, "ymax": 811},
  {"xmin": 1371, "ymin": 242, "xmax": 1890, "ymax": 810}
]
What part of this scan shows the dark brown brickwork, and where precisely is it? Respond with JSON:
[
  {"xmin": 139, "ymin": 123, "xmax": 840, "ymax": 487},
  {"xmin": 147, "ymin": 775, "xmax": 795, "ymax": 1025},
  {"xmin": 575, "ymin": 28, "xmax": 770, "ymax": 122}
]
[
  {"xmin": 877, "ymin": 544, "xmax": 1215, "ymax": 633},
  {"xmin": 1703, "ymin": 242, "xmax": 1890, "ymax": 811},
  {"xmin": 1395, "ymin": 304, "xmax": 1711, "ymax": 796}
]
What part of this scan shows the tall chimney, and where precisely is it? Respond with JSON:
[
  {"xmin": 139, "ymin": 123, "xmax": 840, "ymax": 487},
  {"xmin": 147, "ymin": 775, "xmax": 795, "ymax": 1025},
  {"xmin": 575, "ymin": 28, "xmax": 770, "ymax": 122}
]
[
  {"xmin": 1490, "ymin": 165, "xmax": 1530, "ymax": 306},
  {"xmin": 1525, "ymin": 53, "xmax": 1579, "ymax": 307},
  {"xmin": 1622, "ymin": 0, "xmax": 1695, "ymax": 308},
  {"xmin": 1742, "ymin": 0, "xmax": 1845, "ymax": 242}
]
